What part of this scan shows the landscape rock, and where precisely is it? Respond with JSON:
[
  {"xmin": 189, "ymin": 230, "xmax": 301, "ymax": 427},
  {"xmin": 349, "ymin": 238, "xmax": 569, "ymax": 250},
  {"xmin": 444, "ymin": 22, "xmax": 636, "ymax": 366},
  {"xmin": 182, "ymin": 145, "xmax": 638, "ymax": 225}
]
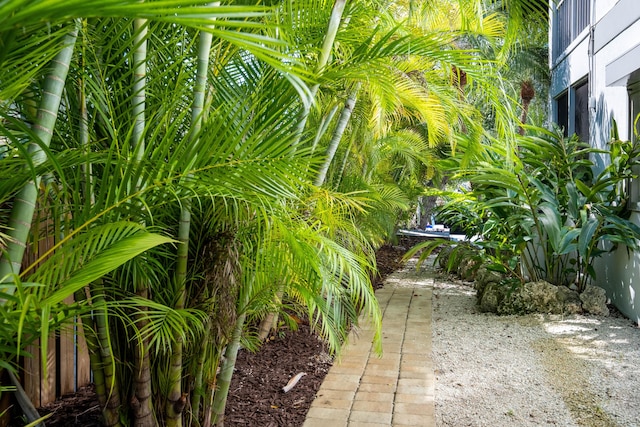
[
  {"xmin": 493, "ymin": 281, "xmax": 557, "ymax": 315},
  {"xmin": 476, "ymin": 267, "xmax": 504, "ymax": 287},
  {"xmin": 580, "ymin": 285, "xmax": 610, "ymax": 316},
  {"xmin": 474, "ymin": 267, "xmax": 504, "ymax": 300},
  {"xmin": 479, "ymin": 282, "xmax": 505, "ymax": 313},
  {"xmin": 458, "ymin": 257, "xmax": 479, "ymax": 281},
  {"xmin": 437, "ymin": 245, "xmax": 454, "ymax": 269},
  {"xmin": 556, "ymin": 286, "xmax": 583, "ymax": 314},
  {"xmin": 480, "ymin": 280, "xmax": 585, "ymax": 316},
  {"xmin": 522, "ymin": 281, "xmax": 563, "ymax": 314}
]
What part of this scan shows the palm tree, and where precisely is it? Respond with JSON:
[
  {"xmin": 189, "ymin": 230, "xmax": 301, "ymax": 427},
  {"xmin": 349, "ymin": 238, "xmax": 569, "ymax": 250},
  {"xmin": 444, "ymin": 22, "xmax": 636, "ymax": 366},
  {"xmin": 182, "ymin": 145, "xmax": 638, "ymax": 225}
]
[
  {"xmin": 0, "ymin": 2, "xmax": 309, "ymax": 425},
  {"xmin": 0, "ymin": 1, "xmax": 552, "ymax": 426},
  {"xmin": 165, "ymin": 12, "xmax": 215, "ymax": 427},
  {"xmin": 0, "ymin": 22, "xmax": 79, "ymax": 282}
]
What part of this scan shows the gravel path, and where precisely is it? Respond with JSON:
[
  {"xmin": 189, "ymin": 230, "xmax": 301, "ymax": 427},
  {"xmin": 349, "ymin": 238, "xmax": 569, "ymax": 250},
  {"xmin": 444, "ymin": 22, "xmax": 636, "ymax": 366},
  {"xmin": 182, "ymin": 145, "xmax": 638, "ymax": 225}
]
[{"xmin": 431, "ymin": 267, "xmax": 640, "ymax": 427}]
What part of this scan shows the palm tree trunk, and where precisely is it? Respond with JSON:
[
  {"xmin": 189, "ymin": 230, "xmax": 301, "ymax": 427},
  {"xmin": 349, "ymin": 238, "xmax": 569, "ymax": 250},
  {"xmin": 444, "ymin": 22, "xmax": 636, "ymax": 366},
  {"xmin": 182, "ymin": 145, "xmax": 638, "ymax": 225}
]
[
  {"xmin": 517, "ymin": 80, "xmax": 535, "ymax": 136},
  {"xmin": 257, "ymin": 287, "xmax": 283, "ymax": 341},
  {"xmin": 81, "ymin": 290, "xmax": 123, "ymax": 427},
  {"xmin": 211, "ymin": 309, "xmax": 247, "ymax": 427},
  {"xmin": 191, "ymin": 319, "xmax": 213, "ymax": 423},
  {"xmin": 518, "ymin": 98, "xmax": 533, "ymax": 136},
  {"xmin": 75, "ymin": 24, "xmax": 124, "ymax": 426},
  {"xmin": 311, "ymin": 104, "xmax": 339, "ymax": 155},
  {"xmin": 128, "ymin": 17, "xmax": 156, "ymax": 427},
  {"xmin": 0, "ymin": 21, "xmax": 79, "ymax": 283},
  {"xmin": 132, "ymin": 290, "xmax": 155, "ymax": 427},
  {"xmin": 293, "ymin": 0, "xmax": 347, "ymax": 148},
  {"xmin": 314, "ymin": 83, "xmax": 360, "ymax": 187},
  {"xmin": 335, "ymin": 136, "xmax": 354, "ymax": 187},
  {"xmin": 166, "ymin": 18, "xmax": 215, "ymax": 427},
  {"xmin": 165, "ymin": 205, "xmax": 191, "ymax": 427},
  {"xmin": 131, "ymin": 19, "xmax": 147, "ymax": 162},
  {"xmin": 79, "ymin": 19, "xmax": 94, "ymax": 206}
]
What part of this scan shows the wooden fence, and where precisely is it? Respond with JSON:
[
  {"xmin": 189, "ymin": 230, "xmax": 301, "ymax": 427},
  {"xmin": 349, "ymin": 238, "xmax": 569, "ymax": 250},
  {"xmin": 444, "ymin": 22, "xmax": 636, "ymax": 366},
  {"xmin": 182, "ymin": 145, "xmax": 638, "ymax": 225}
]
[{"xmin": 18, "ymin": 207, "xmax": 92, "ymax": 407}]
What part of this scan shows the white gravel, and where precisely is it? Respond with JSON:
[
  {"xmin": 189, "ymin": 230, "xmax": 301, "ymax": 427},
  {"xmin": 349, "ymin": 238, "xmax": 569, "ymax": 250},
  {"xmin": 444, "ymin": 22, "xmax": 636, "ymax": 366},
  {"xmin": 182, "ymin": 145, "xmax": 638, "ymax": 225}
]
[{"xmin": 430, "ymin": 268, "xmax": 640, "ymax": 427}]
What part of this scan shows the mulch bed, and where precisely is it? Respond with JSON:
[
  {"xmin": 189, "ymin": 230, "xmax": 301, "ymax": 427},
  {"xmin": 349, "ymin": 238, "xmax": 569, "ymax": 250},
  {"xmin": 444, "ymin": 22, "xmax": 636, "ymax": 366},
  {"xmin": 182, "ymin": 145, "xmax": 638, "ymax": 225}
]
[
  {"xmin": 224, "ymin": 322, "xmax": 331, "ymax": 427},
  {"xmin": 24, "ymin": 243, "xmax": 409, "ymax": 427},
  {"xmin": 37, "ymin": 386, "xmax": 102, "ymax": 427}
]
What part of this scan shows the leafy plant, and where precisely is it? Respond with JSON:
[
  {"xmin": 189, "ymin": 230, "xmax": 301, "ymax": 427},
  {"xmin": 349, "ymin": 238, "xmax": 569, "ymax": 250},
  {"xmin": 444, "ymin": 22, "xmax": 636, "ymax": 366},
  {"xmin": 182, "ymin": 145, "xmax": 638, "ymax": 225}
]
[{"xmin": 434, "ymin": 126, "xmax": 640, "ymax": 291}]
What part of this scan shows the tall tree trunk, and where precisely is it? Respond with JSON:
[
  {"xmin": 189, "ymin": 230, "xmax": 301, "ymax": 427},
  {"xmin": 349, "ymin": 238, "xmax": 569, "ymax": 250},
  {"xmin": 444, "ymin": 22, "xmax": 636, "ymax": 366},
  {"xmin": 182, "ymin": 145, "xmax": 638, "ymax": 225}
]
[
  {"xmin": 311, "ymin": 104, "xmax": 339, "ymax": 155},
  {"xmin": 75, "ymin": 23, "xmax": 123, "ymax": 426},
  {"xmin": 131, "ymin": 19, "xmax": 147, "ymax": 163},
  {"xmin": 335, "ymin": 136, "xmax": 354, "ymax": 187},
  {"xmin": 129, "ymin": 17, "xmax": 156, "ymax": 427},
  {"xmin": 211, "ymin": 309, "xmax": 247, "ymax": 427},
  {"xmin": 85, "ymin": 290, "xmax": 124, "ymax": 427},
  {"xmin": 0, "ymin": 21, "xmax": 79, "ymax": 283},
  {"xmin": 518, "ymin": 80, "xmax": 535, "ymax": 136},
  {"xmin": 191, "ymin": 319, "xmax": 213, "ymax": 423},
  {"xmin": 166, "ymin": 14, "xmax": 215, "ymax": 426},
  {"xmin": 257, "ymin": 287, "xmax": 283, "ymax": 341},
  {"xmin": 293, "ymin": 0, "xmax": 347, "ymax": 149},
  {"xmin": 164, "ymin": 204, "xmax": 191, "ymax": 427},
  {"xmin": 314, "ymin": 83, "xmax": 360, "ymax": 187}
]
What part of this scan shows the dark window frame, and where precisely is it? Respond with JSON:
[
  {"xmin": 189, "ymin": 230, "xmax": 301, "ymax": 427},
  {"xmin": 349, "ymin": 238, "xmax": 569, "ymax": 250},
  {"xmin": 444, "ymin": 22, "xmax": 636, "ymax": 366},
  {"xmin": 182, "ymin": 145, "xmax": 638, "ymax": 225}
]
[
  {"xmin": 553, "ymin": 0, "xmax": 591, "ymax": 60},
  {"xmin": 556, "ymin": 90, "xmax": 569, "ymax": 137},
  {"xmin": 574, "ymin": 79, "xmax": 589, "ymax": 143},
  {"xmin": 628, "ymin": 80, "xmax": 640, "ymax": 209}
]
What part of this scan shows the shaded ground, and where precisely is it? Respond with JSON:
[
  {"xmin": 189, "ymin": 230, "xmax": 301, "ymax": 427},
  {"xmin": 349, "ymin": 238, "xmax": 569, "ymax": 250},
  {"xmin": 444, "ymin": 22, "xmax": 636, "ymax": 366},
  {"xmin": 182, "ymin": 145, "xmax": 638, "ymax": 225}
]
[
  {"xmin": 28, "ymin": 243, "xmax": 408, "ymax": 427},
  {"xmin": 224, "ymin": 323, "xmax": 331, "ymax": 427},
  {"xmin": 37, "ymin": 386, "xmax": 102, "ymax": 427},
  {"xmin": 223, "ymin": 243, "xmax": 407, "ymax": 426}
]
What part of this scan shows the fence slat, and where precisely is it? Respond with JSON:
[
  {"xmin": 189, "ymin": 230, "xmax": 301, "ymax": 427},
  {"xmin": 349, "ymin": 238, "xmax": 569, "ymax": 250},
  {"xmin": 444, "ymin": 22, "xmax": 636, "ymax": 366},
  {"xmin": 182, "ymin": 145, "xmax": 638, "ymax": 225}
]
[
  {"xmin": 23, "ymin": 343, "xmax": 41, "ymax": 408},
  {"xmin": 42, "ymin": 336, "xmax": 57, "ymax": 405},
  {"xmin": 60, "ymin": 296, "xmax": 76, "ymax": 395},
  {"xmin": 76, "ymin": 316, "xmax": 91, "ymax": 387},
  {"xmin": 19, "ymin": 196, "xmax": 94, "ymax": 410}
]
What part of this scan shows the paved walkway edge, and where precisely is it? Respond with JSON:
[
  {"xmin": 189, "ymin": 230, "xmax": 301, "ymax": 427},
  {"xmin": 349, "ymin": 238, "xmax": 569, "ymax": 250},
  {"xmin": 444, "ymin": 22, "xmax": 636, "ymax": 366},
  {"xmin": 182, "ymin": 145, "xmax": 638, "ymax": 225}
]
[{"xmin": 303, "ymin": 261, "xmax": 435, "ymax": 427}]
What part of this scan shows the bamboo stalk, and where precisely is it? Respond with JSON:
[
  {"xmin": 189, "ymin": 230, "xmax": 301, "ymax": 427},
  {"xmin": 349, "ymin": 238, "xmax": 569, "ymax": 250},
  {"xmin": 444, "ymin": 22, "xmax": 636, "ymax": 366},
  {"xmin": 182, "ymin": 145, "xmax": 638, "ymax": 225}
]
[
  {"xmin": 292, "ymin": 0, "xmax": 347, "ymax": 149},
  {"xmin": 0, "ymin": 22, "xmax": 79, "ymax": 285},
  {"xmin": 166, "ymin": 10, "xmax": 216, "ymax": 426},
  {"xmin": 314, "ymin": 83, "xmax": 360, "ymax": 187}
]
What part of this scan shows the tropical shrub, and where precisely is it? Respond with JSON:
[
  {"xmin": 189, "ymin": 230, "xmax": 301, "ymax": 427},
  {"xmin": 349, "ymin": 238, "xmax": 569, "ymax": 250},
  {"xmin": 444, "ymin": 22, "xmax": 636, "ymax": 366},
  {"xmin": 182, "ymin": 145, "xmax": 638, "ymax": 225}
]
[
  {"xmin": 430, "ymin": 127, "xmax": 640, "ymax": 291},
  {"xmin": 0, "ymin": 1, "xmax": 551, "ymax": 425}
]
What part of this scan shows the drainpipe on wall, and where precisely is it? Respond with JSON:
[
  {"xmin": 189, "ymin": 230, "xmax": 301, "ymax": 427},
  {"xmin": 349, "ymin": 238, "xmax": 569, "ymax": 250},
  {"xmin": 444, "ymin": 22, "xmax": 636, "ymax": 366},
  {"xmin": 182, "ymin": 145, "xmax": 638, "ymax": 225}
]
[{"xmin": 588, "ymin": 0, "xmax": 597, "ymax": 146}]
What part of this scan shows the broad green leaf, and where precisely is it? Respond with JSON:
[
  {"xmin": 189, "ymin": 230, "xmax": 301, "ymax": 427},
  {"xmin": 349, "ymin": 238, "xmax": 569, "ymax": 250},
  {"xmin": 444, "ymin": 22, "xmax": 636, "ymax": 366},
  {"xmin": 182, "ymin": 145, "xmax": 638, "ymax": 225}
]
[
  {"xmin": 472, "ymin": 173, "xmax": 521, "ymax": 193},
  {"xmin": 538, "ymin": 203, "xmax": 562, "ymax": 250},
  {"xmin": 42, "ymin": 232, "xmax": 174, "ymax": 306},
  {"xmin": 557, "ymin": 228, "xmax": 579, "ymax": 255},
  {"xmin": 578, "ymin": 218, "xmax": 600, "ymax": 258}
]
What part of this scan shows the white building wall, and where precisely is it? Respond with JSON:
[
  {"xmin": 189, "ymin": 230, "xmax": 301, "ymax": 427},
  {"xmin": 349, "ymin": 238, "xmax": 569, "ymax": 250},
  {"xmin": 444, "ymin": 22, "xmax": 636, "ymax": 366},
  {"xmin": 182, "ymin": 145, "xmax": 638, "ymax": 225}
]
[
  {"xmin": 551, "ymin": 0, "xmax": 640, "ymax": 322},
  {"xmin": 594, "ymin": 0, "xmax": 618, "ymax": 21}
]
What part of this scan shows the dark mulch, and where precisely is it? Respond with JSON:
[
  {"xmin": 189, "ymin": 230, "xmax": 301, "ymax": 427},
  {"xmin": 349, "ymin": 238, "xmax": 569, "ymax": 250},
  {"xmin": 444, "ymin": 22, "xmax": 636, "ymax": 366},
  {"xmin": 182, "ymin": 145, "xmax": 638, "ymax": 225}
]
[
  {"xmin": 21, "ymin": 244, "xmax": 407, "ymax": 427},
  {"xmin": 220, "ymin": 244, "xmax": 408, "ymax": 426},
  {"xmin": 224, "ymin": 322, "xmax": 332, "ymax": 427},
  {"xmin": 371, "ymin": 243, "xmax": 409, "ymax": 289},
  {"xmin": 37, "ymin": 386, "xmax": 102, "ymax": 427}
]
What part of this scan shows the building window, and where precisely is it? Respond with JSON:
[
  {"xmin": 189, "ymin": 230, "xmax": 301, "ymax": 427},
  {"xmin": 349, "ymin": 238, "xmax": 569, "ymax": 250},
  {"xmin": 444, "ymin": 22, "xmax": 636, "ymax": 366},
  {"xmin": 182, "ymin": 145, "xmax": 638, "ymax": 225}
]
[
  {"xmin": 574, "ymin": 80, "xmax": 589, "ymax": 143},
  {"xmin": 556, "ymin": 91, "xmax": 569, "ymax": 137},
  {"xmin": 628, "ymin": 81, "xmax": 640, "ymax": 208},
  {"xmin": 554, "ymin": 78, "xmax": 589, "ymax": 142},
  {"xmin": 554, "ymin": 0, "xmax": 591, "ymax": 60}
]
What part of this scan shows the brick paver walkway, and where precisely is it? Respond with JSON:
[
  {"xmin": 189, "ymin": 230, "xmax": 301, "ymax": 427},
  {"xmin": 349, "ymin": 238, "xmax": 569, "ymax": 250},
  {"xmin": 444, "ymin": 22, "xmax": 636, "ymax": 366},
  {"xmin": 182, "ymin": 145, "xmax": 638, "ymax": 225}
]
[{"xmin": 303, "ymin": 260, "xmax": 435, "ymax": 427}]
